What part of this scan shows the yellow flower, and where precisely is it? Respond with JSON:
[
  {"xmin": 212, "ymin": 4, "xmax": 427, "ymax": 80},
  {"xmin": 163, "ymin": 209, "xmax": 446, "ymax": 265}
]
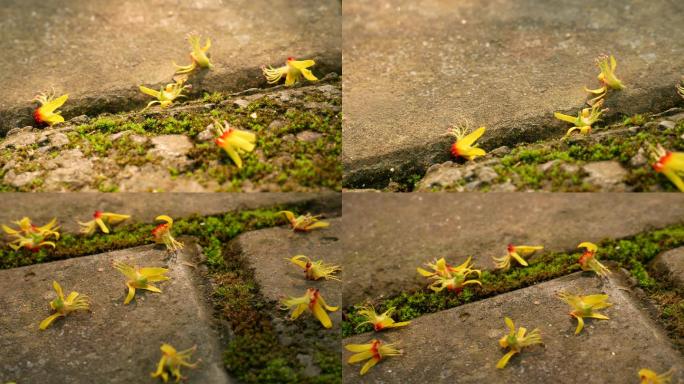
[
  {"xmin": 2, "ymin": 217, "xmax": 60, "ymax": 251},
  {"xmin": 152, "ymin": 215, "xmax": 184, "ymax": 252},
  {"xmin": 140, "ymin": 78, "xmax": 191, "ymax": 112},
  {"xmin": 355, "ymin": 305, "xmax": 410, "ymax": 332},
  {"xmin": 281, "ymin": 288, "xmax": 338, "ymax": 328},
  {"xmin": 39, "ymin": 281, "xmax": 90, "ymax": 330},
  {"xmin": 639, "ymin": 368, "xmax": 674, "ymax": 384},
  {"xmin": 577, "ymin": 242, "xmax": 610, "ymax": 276},
  {"xmin": 496, "ymin": 317, "xmax": 542, "ymax": 369},
  {"xmin": 78, "ymin": 211, "xmax": 130, "ymax": 235},
  {"xmin": 493, "ymin": 244, "xmax": 543, "ymax": 271},
  {"xmin": 32, "ymin": 91, "xmax": 68, "ymax": 126},
  {"xmin": 262, "ymin": 57, "xmax": 318, "ymax": 86},
  {"xmin": 174, "ymin": 33, "xmax": 213, "ymax": 75},
  {"xmin": 151, "ymin": 343, "xmax": 200, "ymax": 383},
  {"xmin": 558, "ymin": 292, "xmax": 612, "ymax": 335},
  {"xmin": 280, "ymin": 211, "xmax": 329, "ymax": 232},
  {"xmin": 449, "ymin": 124, "xmax": 486, "ymax": 160},
  {"xmin": 213, "ymin": 120, "xmax": 256, "ymax": 169},
  {"xmin": 287, "ymin": 255, "xmax": 341, "ymax": 281},
  {"xmin": 113, "ymin": 261, "xmax": 170, "ymax": 305},
  {"xmin": 555, "ymin": 100, "xmax": 607, "ymax": 138},
  {"xmin": 585, "ymin": 55, "xmax": 625, "ymax": 105},
  {"xmin": 651, "ymin": 144, "xmax": 684, "ymax": 192},
  {"xmin": 345, "ymin": 339, "xmax": 402, "ymax": 376},
  {"xmin": 418, "ymin": 256, "xmax": 481, "ymax": 293}
]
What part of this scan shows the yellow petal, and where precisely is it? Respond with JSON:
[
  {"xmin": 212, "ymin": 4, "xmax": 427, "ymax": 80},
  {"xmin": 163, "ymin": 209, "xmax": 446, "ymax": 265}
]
[
  {"xmin": 95, "ymin": 218, "xmax": 110, "ymax": 234},
  {"xmin": 574, "ymin": 316, "xmax": 584, "ymax": 335},
  {"xmin": 360, "ymin": 357, "xmax": 379, "ymax": 375},
  {"xmin": 53, "ymin": 281, "xmax": 64, "ymax": 299},
  {"xmin": 139, "ymin": 85, "xmax": 161, "ymax": 98},
  {"xmin": 577, "ymin": 242, "xmax": 597, "ymax": 252},
  {"xmin": 312, "ymin": 302, "xmax": 333, "ymax": 328},
  {"xmin": 41, "ymin": 94, "xmax": 68, "ymax": 114},
  {"xmin": 347, "ymin": 351, "xmax": 374, "ymax": 363},
  {"xmin": 459, "ymin": 126, "xmax": 486, "ymax": 147},
  {"xmin": 510, "ymin": 252, "xmax": 529, "ymax": 267},
  {"xmin": 139, "ymin": 267, "xmax": 169, "ymax": 276},
  {"xmin": 39, "ymin": 313, "xmax": 63, "ymax": 330},
  {"xmin": 554, "ymin": 112, "xmax": 578, "ymax": 124},
  {"xmin": 300, "ymin": 68, "xmax": 318, "ymax": 82},
  {"xmin": 496, "ymin": 350, "xmax": 517, "ymax": 369},
  {"xmin": 285, "ymin": 71, "xmax": 296, "ymax": 86},
  {"xmin": 155, "ymin": 215, "xmax": 173, "ymax": 225},
  {"xmin": 305, "ymin": 221, "xmax": 330, "ymax": 231},
  {"xmin": 124, "ymin": 284, "xmax": 136, "ymax": 305},
  {"xmin": 345, "ymin": 343, "xmax": 371, "ymax": 353}
]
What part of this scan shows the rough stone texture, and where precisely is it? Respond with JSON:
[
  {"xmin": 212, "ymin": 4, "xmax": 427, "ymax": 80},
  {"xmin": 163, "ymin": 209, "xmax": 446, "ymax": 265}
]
[
  {"xmin": 343, "ymin": 272, "xmax": 684, "ymax": 383},
  {"xmin": 342, "ymin": 0, "xmax": 684, "ymax": 187},
  {"xmin": 651, "ymin": 247, "xmax": 684, "ymax": 289},
  {"xmin": 149, "ymin": 135, "xmax": 194, "ymax": 158},
  {"xmin": 0, "ymin": 241, "xmax": 231, "ymax": 384},
  {"xmin": 0, "ymin": 0, "xmax": 341, "ymax": 133},
  {"xmin": 581, "ymin": 161, "xmax": 628, "ymax": 191},
  {"xmin": 226, "ymin": 218, "xmax": 342, "ymax": 317},
  {"xmin": 342, "ymin": 193, "xmax": 684, "ymax": 305},
  {"xmin": 0, "ymin": 192, "xmax": 341, "ymax": 234}
]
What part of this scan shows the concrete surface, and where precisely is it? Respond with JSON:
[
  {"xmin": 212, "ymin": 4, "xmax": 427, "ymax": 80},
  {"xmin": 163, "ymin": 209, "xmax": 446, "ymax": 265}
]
[
  {"xmin": 342, "ymin": 272, "xmax": 684, "ymax": 383},
  {"xmin": 342, "ymin": 193, "xmax": 684, "ymax": 305},
  {"xmin": 651, "ymin": 247, "xmax": 684, "ymax": 289},
  {"xmin": 0, "ymin": 0, "xmax": 341, "ymax": 133},
  {"xmin": 0, "ymin": 241, "xmax": 231, "ymax": 384},
  {"xmin": 0, "ymin": 192, "xmax": 341, "ymax": 234},
  {"xmin": 342, "ymin": 0, "xmax": 684, "ymax": 187}
]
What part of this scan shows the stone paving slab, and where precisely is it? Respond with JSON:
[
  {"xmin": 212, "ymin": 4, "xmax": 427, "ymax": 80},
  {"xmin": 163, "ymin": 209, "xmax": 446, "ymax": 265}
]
[
  {"xmin": 226, "ymin": 218, "xmax": 342, "ymax": 325},
  {"xmin": 342, "ymin": 0, "xmax": 684, "ymax": 187},
  {"xmin": 651, "ymin": 247, "xmax": 684, "ymax": 290},
  {"xmin": 0, "ymin": 0, "xmax": 341, "ymax": 133},
  {"xmin": 343, "ymin": 272, "xmax": 684, "ymax": 383},
  {"xmin": 0, "ymin": 240, "xmax": 231, "ymax": 384},
  {"xmin": 0, "ymin": 192, "xmax": 341, "ymax": 234},
  {"xmin": 342, "ymin": 193, "xmax": 684, "ymax": 305}
]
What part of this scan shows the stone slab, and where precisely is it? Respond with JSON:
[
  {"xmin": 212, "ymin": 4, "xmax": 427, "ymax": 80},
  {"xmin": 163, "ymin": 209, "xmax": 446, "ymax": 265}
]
[
  {"xmin": 0, "ymin": 241, "xmax": 231, "ymax": 384},
  {"xmin": 343, "ymin": 272, "xmax": 684, "ymax": 383},
  {"xmin": 0, "ymin": 192, "xmax": 341, "ymax": 234},
  {"xmin": 0, "ymin": 0, "xmax": 341, "ymax": 133},
  {"xmin": 342, "ymin": 193, "xmax": 684, "ymax": 305},
  {"xmin": 226, "ymin": 218, "xmax": 343, "ymax": 326},
  {"xmin": 342, "ymin": 0, "xmax": 684, "ymax": 187},
  {"xmin": 651, "ymin": 247, "xmax": 684, "ymax": 290}
]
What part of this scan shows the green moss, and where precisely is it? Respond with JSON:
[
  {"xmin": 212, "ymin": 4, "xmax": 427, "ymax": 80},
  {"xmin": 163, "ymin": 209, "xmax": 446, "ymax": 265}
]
[{"xmin": 342, "ymin": 223, "xmax": 684, "ymax": 338}]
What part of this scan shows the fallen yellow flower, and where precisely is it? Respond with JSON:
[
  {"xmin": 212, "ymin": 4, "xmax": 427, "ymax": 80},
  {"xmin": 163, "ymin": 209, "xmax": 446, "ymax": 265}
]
[
  {"xmin": 651, "ymin": 144, "xmax": 684, "ymax": 192},
  {"xmin": 355, "ymin": 305, "xmax": 410, "ymax": 332},
  {"xmin": 585, "ymin": 54, "xmax": 625, "ymax": 105},
  {"xmin": 280, "ymin": 211, "xmax": 329, "ymax": 232},
  {"xmin": 639, "ymin": 368, "xmax": 674, "ymax": 384},
  {"xmin": 151, "ymin": 343, "xmax": 200, "ymax": 383},
  {"xmin": 213, "ymin": 120, "xmax": 256, "ymax": 169},
  {"xmin": 2, "ymin": 217, "xmax": 60, "ymax": 251},
  {"xmin": 152, "ymin": 215, "xmax": 184, "ymax": 252},
  {"xmin": 577, "ymin": 242, "xmax": 611, "ymax": 277},
  {"xmin": 496, "ymin": 317, "xmax": 542, "ymax": 369},
  {"xmin": 493, "ymin": 244, "xmax": 543, "ymax": 271},
  {"xmin": 262, "ymin": 57, "xmax": 318, "ymax": 86},
  {"xmin": 419, "ymin": 256, "xmax": 481, "ymax": 293},
  {"xmin": 140, "ymin": 78, "xmax": 191, "ymax": 112},
  {"xmin": 174, "ymin": 33, "xmax": 213, "ymax": 75},
  {"xmin": 32, "ymin": 91, "xmax": 68, "ymax": 126},
  {"xmin": 449, "ymin": 124, "xmax": 486, "ymax": 160},
  {"xmin": 78, "ymin": 211, "xmax": 130, "ymax": 235},
  {"xmin": 558, "ymin": 292, "xmax": 612, "ymax": 335},
  {"xmin": 39, "ymin": 281, "xmax": 90, "ymax": 330},
  {"xmin": 281, "ymin": 288, "xmax": 338, "ymax": 328},
  {"xmin": 345, "ymin": 339, "xmax": 402, "ymax": 376},
  {"xmin": 555, "ymin": 100, "xmax": 606, "ymax": 138},
  {"xmin": 287, "ymin": 255, "xmax": 341, "ymax": 281},
  {"xmin": 113, "ymin": 261, "xmax": 170, "ymax": 305}
]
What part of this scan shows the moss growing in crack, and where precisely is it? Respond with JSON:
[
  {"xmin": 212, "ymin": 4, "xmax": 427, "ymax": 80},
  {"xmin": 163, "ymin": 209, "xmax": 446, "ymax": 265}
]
[{"xmin": 342, "ymin": 223, "xmax": 684, "ymax": 338}]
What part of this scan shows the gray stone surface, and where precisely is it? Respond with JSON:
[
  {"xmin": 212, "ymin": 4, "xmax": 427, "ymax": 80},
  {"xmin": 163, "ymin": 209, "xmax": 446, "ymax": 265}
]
[
  {"xmin": 342, "ymin": 0, "xmax": 684, "ymax": 187},
  {"xmin": 0, "ymin": 192, "xmax": 341, "ymax": 234},
  {"xmin": 651, "ymin": 247, "xmax": 684, "ymax": 289},
  {"xmin": 342, "ymin": 272, "xmax": 683, "ymax": 383},
  {"xmin": 0, "ymin": 0, "xmax": 341, "ymax": 133},
  {"xmin": 0, "ymin": 241, "xmax": 231, "ymax": 384},
  {"xmin": 342, "ymin": 193, "xmax": 684, "ymax": 305}
]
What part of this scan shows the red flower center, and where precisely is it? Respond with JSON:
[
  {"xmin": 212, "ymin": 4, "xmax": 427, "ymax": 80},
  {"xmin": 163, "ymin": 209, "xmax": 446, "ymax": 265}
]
[
  {"xmin": 33, "ymin": 108, "xmax": 44, "ymax": 124},
  {"xmin": 507, "ymin": 244, "xmax": 515, "ymax": 253},
  {"xmin": 578, "ymin": 250, "xmax": 594, "ymax": 266},
  {"xmin": 152, "ymin": 223, "xmax": 168, "ymax": 237},
  {"xmin": 287, "ymin": 57, "xmax": 295, "ymax": 62},
  {"xmin": 653, "ymin": 152, "xmax": 673, "ymax": 172},
  {"xmin": 450, "ymin": 142, "xmax": 460, "ymax": 158},
  {"xmin": 370, "ymin": 340, "xmax": 381, "ymax": 361},
  {"xmin": 93, "ymin": 210, "xmax": 103, "ymax": 219}
]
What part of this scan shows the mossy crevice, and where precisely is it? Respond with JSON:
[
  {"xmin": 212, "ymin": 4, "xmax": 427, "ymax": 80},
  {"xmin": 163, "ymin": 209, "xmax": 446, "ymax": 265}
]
[{"xmin": 342, "ymin": 223, "xmax": 684, "ymax": 351}]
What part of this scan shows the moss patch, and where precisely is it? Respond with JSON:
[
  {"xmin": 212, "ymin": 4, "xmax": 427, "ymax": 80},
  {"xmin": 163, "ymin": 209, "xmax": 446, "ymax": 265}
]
[{"xmin": 342, "ymin": 223, "xmax": 684, "ymax": 349}]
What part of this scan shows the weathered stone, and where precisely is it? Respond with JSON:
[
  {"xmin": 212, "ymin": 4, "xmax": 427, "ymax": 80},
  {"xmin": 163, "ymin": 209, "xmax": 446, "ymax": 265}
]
[
  {"xmin": 475, "ymin": 166, "xmax": 497, "ymax": 183},
  {"xmin": 651, "ymin": 247, "xmax": 684, "ymax": 289},
  {"xmin": 538, "ymin": 159, "xmax": 560, "ymax": 172},
  {"xmin": 343, "ymin": 272, "xmax": 684, "ymax": 383},
  {"xmin": 416, "ymin": 162, "xmax": 463, "ymax": 190},
  {"xmin": 150, "ymin": 135, "xmax": 194, "ymax": 158},
  {"xmin": 3, "ymin": 170, "xmax": 40, "ymax": 188},
  {"xmin": 658, "ymin": 120, "xmax": 676, "ymax": 130},
  {"xmin": 343, "ymin": 0, "xmax": 684, "ymax": 187},
  {"xmin": 490, "ymin": 146, "xmax": 511, "ymax": 156},
  {"xmin": 232, "ymin": 99, "xmax": 250, "ymax": 109},
  {"xmin": 44, "ymin": 149, "xmax": 95, "ymax": 190},
  {"xmin": 197, "ymin": 126, "xmax": 215, "ymax": 142},
  {"xmin": 109, "ymin": 130, "xmax": 132, "ymax": 142},
  {"xmin": 0, "ymin": 192, "xmax": 341, "ymax": 234},
  {"xmin": 48, "ymin": 132, "xmax": 70, "ymax": 148},
  {"xmin": 0, "ymin": 128, "xmax": 38, "ymax": 149},
  {"xmin": 629, "ymin": 147, "xmax": 648, "ymax": 168},
  {"xmin": 342, "ymin": 193, "xmax": 684, "ymax": 304},
  {"xmin": 296, "ymin": 131, "xmax": 324, "ymax": 142},
  {"xmin": 582, "ymin": 161, "xmax": 628, "ymax": 191},
  {"xmin": 0, "ymin": 242, "xmax": 231, "ymax": 384}
]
